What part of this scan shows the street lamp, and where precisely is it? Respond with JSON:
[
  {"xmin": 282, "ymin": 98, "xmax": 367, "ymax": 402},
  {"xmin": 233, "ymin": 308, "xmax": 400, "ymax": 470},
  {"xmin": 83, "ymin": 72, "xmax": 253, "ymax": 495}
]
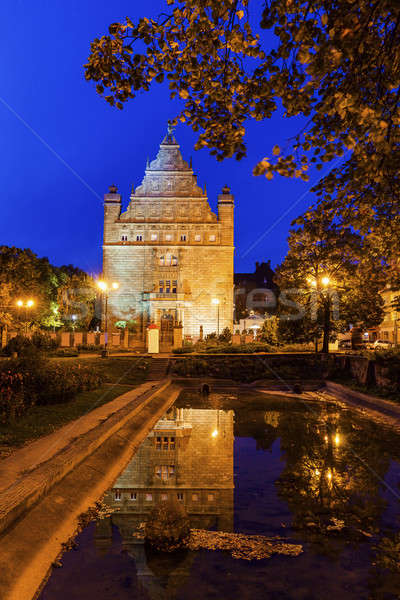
[
  {"xmin": 211, "ymin": 298, "xmax": 220, "ymax": 336},
  {"xmin": 96, "ymin": 280, "xmax": 119, "ymax": 356},
  {"xmin": 16, "ymin": 299, "xmax": 35, "ymax": 334}
]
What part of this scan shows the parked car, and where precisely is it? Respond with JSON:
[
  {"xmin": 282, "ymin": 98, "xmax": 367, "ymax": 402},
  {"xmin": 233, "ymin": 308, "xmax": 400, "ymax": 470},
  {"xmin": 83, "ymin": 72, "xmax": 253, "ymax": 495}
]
[
  {"xmin": 338, "ymin": 339, "xmax": 352, "ymax": 349},
  {"xmin": 373, "ymin": 339, "xmax": 393, "ymax": 349}
]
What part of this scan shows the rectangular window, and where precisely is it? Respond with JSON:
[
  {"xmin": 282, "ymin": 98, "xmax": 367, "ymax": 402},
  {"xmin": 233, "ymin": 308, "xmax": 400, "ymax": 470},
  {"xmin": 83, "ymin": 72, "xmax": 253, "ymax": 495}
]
[
  {"xmin": 207, "ymin": 493, "xmax": 215, "ymax": 502},
  {"xmin": 151, "ymin": 233, "xmax": 158, "ymax": 241},
  {"xmin": 136, "ymin": 234, "xmax": 143, "ymax": 241},
  {"xmin": 192, "ymin": 493, "xmax": 199, "ymax": 502},
  {"xmin": 209, "ymin": 234, "xmax": 216, "ymax": 242},
  {"xmin": 130, "ymin": 492, "xmax": 137, "ymax": 501},
  {"xmin": 170, "ymin": 437, "xmax": 175, "ymax": 450},
  {"xmin": 165, "ymin": 233, "xmax": 172, "ymax": 241},
  {"xmin": 159, "ymin": 281, "xmax": 164, "ymax": 293},
  {"xmin": 155, "ymin": 465, "xmax": 175, "ymax": 480},
  {"xmin": 145, "ymin": 493, "xmax": 153, "ymax": 502},
  {"xmin": 165, "ymin": 281, "xmax": 171, "ymax": 293},
  {"xmin": 121, "ymin": 235, "xmax": 128, "ymax": 241},
  {"xmin": 114, "ymin": 491, "xmax": 121, "ymax": 501},
  {"xmin": 163, "ymin": 436, "xmax": 169, "ymax": 450},
  {"xmin": 156, "ymin": 436, "xmax": 162, "ymax": 450},
  {"xmin": 177, "ymin": 493, "xmax": 184, "ymax": 501},
  {"xmin": 195, "ymin": 234, "xmax": 201, "ymax": 242},
  {"xmin": 172, "ymin": 281, "xmax": 177, "ymax": 294},
  {"xmin": 180, "ymin": 234, "xmax": 187, "ymax": 242},
  {"xmin": 161, "ymin": 493, "xmax": 168, "ymax": 501}
]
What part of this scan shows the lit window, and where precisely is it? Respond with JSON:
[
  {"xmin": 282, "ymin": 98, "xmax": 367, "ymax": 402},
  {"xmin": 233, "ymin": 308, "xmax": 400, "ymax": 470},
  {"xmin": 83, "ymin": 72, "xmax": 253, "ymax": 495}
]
[
  {"xmin": 165, "ymin": 281, "xmax": 171, "ymax": 293},
  {"xmin": 171, "ymin": 255, "xmax": 178, "ymax": 265},
  {"xmin": 165, "ymin": 234, "xmax": 172, "ymax": 241},
  {"xmin": 130, "ymin": 492, "xmax": 137, "ymax": 501},
  {"xmin": 180, "ymin": 234, "xmax": 187, "ymax": 242},
  {"xmin": 195, "ymin": 234, "xmax": 201, "ymax": 242},
  {"xmin": 145, "ymin": 493, "xmax": 153, "ymax": 502},
  {"xmin": 121, "ymin": 235, "xmax": 128, "ymax": 241},
  {"xmin": 209, "ymin": 234, "xmax": 216, "ymax": 242},
  {"xmin": 177, "ymin": 493, "xmax": 184, "ymax": 501},
  {"xmin": 172, "ymin": 281, "xmax": 177, "ymax": 294},
  {"xmin": 159, "ymin": 256, "xmax": 165, "ymax": 266},
  {"xmin": 161, "ymin": 493, "xmax": 168, "ymax": 501},
  {"xmin": 192, "ymin": 493, "xmax": 199, "ymax": 501},
  {"xmin": 207, "ymin": 493, "xmax": 215, "ymax": 502},
  {"xmin": 156, "ymin": 436, "xmax": 162, "ymax": 450},
  {"xmin": 159, "ymin": 281, "xmax": 164, "ymax": 293},
  {"xmin": 155, "ymin": 465, "xmax": 175, "ymax": 480},
  {"xmin": 136, "ymin": 234, "xmax": 143, "ymax": 241},
  {"xmin": 114, "ymin": 491, "xmax": 121, "ymax": 501},
  {"xmin": 151, "ymin": 233, "xmax": 158, "ymax": 241}
]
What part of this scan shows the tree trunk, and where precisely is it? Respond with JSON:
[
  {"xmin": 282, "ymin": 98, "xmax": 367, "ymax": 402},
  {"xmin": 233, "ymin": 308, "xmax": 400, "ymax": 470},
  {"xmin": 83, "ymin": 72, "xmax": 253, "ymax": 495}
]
[{"xmin": 322, "ymin": 298, "xmax": 330, "ymax": 353}]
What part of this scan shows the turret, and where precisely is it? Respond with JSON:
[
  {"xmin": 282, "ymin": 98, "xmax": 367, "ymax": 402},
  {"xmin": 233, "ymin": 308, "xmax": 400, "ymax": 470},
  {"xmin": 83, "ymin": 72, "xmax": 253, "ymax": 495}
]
[
  {"xmin": 103, "ymin": 184, "xmax": 121, "ymax": 244},
  {"xmin": 218, "ymin": 184, "xmax": 234, "ymax": 245}
]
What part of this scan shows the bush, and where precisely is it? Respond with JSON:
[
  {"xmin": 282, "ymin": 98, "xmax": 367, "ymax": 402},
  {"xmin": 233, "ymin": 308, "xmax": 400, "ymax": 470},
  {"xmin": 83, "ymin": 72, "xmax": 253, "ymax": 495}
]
[
  {"xmin": 0, "ymin": 354, "xmax": 105, "ymax": 422},
  {"xmin": 172, "ymin": 344, "xmax": 195, "ymax": 355},
  {"xmin": 77, "ymin": 344, "xmax": 102, "ymax": 353},
  {"xmin": 145, "ymin": 501, "xmax": 190, "ymax": 552},
  {"xmin": 31, "ymin": 331, "xmax": 60, "ymax": 351},
  {"xmin": 4, "ymin": 335, "xmax": 34, "ymax": 356}
]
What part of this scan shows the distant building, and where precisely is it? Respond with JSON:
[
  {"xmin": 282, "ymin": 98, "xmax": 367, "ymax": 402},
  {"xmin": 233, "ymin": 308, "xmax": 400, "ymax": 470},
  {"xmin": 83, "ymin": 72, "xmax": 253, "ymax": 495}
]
[
  {"xmin": 376, "ymin": 284, "xmax": 399, "ymax": 344},
  {"xmin": 234, "ymin": 261, "xmax": 277, "ymax": 321},
  {"xmin": 102, "ymin": 124, "xmax": 234, "ymax": 346}
]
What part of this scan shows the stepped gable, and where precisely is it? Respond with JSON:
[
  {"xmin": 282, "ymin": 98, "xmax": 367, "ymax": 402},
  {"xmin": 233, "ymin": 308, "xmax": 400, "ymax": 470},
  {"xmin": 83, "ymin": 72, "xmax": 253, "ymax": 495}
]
[{"xmin": 132, "ymin": 125, "xmax": 205, "ymax": 199}]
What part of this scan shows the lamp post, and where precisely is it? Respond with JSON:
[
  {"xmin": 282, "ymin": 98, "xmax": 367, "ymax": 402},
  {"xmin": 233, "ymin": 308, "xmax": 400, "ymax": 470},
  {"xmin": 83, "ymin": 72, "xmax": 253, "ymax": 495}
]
[
  {"xmin": 16, "ymin": 299, "xmax": 35, "ymax": 335},
  {"xmin": 97, "ymin": 280, "xmax": 119, "ymax": 357},
  {"xmin": 308, "ymin": 275, "xmax": 331, "ymax": 353},
  {"xmin": 211, "ymin": 298, "xmax": 220, "ymax": 336}
]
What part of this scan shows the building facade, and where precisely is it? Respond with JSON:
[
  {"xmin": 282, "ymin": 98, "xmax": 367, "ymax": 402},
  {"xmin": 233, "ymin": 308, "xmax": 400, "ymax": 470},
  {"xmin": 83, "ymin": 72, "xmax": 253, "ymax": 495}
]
[{"xmin": 103, "ymin": 126, "xmax": 234, "ymax": 343}]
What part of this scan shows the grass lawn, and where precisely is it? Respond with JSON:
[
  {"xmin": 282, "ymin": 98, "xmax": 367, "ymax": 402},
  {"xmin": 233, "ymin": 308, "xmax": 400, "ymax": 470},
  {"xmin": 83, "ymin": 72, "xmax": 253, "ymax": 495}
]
[{"xmin": 0, "ymin": 356, "xmax": 151, "ymax": 457}]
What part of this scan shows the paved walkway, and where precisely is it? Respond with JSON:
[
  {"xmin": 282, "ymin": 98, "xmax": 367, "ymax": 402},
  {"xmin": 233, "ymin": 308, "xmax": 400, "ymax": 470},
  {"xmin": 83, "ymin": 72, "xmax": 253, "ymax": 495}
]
[{"xmin": 0, "ymin": 380, "xmax": 159, "ymax": 494}]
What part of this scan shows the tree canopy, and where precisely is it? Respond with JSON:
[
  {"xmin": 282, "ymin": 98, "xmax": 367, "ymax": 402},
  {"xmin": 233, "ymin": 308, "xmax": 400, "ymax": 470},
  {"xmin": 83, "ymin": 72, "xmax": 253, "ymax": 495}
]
[
  {"xmin": 275, "ymin": 208, "xmax": 384, "ymax": 350},
  {"xmin": 85, "ymin": 0, "xmax": 400, "ymax": 263}
]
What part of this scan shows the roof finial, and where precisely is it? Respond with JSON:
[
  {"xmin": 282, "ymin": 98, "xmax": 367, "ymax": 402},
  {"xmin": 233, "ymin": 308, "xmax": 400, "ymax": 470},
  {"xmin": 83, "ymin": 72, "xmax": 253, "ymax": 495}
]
[
  {"xmin": 167, "ymin": 119, "xmax": 175, "ymax": 136},
  {"xmin": 189, "ymin": 156, "xmax": 192, "ymax": 169},
  {"xmin": 146, "ymin": 156, "xmax": 150, "ymax": 169},
  {"xmin": 204, "ymin": 183, "xmax": 207, "ymax": 196},
  {"xmin": 131, "ymin": 183, "xmax": 135, "ymax": 196}
]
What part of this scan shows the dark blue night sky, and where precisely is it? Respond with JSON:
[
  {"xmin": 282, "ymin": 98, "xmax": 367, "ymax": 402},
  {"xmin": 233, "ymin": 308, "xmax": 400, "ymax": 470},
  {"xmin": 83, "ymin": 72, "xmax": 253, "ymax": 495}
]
[{"xmin": 0, "ymin": 1, "xmax": 330, "ymax": 275}]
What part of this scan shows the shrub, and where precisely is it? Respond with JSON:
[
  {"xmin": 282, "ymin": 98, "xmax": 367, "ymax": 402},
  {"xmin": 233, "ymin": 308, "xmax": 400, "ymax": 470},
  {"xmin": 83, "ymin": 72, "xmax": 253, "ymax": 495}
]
[
  {"xmin": 4, "ymin": 335, "xmax": 34, "ymax": 356},
  {"xmin": 31, "ymin": 331, "xmax": 60, "ymax": 351},
  {"xmin": 0, "ymin": 370, "xmax": 25, "ymax": 423}
]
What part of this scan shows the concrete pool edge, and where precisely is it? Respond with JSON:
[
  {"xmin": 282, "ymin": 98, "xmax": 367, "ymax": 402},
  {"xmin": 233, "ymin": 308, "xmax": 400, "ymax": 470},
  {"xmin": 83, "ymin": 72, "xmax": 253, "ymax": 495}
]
[{"xmin": 0, "ymin": 380, "xmax": 181, "ymax": 600}]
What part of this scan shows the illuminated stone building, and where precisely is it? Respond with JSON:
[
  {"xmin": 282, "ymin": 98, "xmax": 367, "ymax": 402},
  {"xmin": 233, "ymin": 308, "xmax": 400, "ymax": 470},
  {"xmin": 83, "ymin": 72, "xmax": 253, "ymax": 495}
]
[
  {"xmin": 103, "ymin": 404, "xmax": 234, "ymax": 531},
  {"xmin": 102, "ymin": 124, "xmax": 234, "ymax": 344}
]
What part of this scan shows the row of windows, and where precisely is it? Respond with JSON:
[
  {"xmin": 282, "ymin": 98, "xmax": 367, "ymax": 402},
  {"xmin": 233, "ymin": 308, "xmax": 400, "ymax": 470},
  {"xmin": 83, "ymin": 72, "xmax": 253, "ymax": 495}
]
[
  {"xmin": 155, "ymin": 465, "xmax": 175, "ymax": 480},
  {"xmin": 155, "ymin": 436, "xmax": 176, "ymax": 450},
  {"xmin": 159, "ymin": 281, "xmax": 178, "ymax": 294},
  {"xmin": 113, "ymin": 491, "xmax": 217, "ymax": 502},
  {"xmin": 121, "ymin": 233, "xmax": 216, "ymax": 242}
]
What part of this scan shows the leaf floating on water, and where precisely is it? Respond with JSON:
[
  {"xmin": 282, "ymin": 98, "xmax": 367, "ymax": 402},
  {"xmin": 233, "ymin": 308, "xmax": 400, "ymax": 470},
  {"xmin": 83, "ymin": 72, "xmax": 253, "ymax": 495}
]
[{"xmin": 187, "ymin": 529, "xmax": 303, "ymax": 561}]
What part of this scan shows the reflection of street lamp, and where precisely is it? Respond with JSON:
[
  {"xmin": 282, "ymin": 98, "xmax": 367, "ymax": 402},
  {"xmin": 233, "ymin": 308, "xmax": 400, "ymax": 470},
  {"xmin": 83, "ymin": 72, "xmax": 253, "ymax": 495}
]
[
  {"xmin": 96, "ymin": 280, "xmax": 119, "ymax": 356},
  {"xmin": 16, "ymin": 299, "xmax": 35, "ymax": 334},
  {"xmin": 211, "ymin": 298, "xmax": 220, "ymax": 335}
]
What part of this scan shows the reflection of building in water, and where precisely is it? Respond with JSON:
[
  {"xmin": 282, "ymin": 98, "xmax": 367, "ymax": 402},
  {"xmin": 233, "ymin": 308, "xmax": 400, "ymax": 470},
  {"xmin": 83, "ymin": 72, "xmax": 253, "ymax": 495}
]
[
  {"xmin": 104, "ymin": 405, "xmax": 234, "ymax": 531},
  {"xmin": 97, "ymin": 406, "xmax": 234, "ymax": 599}
]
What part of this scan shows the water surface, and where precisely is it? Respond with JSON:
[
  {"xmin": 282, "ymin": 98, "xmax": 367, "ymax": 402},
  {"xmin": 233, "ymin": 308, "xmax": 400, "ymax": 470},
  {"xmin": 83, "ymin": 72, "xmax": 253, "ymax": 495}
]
[{"xmin": 39, "ymin": 391, "xmax": 400, "ymax": 599}]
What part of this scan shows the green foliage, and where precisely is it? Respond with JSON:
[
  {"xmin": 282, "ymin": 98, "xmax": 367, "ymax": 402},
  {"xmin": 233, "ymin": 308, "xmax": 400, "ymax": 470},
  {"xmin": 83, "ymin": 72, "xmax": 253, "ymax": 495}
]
[
  {"xmin": 259, "ymin": 316, "xmax": 279, "ymax": 345},
  {"xmin": 0, "ymin": 354, "xmax": 105, "ymax": 423},
  {"xmin": 276, "ymin": 208, "xmax": 384, "ymax": 352},
  {"xmin": 85, "ymin": 0, "xmax": 400, "ymax": 263},
  {"xmin": 218, "ymin": 327, "xmax": 232, "ymax": 343}
]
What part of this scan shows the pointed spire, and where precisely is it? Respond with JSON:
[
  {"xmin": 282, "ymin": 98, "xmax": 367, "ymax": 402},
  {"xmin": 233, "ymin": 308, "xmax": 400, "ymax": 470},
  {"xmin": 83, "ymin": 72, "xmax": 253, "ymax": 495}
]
[
  {"xmin": 131, "ymin": 183, "xmax": 135, "ymax": 196},
  {"xmin": 204, "ymin": 183, "xmax": 207, "ymax": 196},
  {"xmin": 146, "ymin": 156, "xmax": 150, "ymax": 169},
  {"xmin": 189, "ymin": 156, "xmax": 192, "ymax": 169}
]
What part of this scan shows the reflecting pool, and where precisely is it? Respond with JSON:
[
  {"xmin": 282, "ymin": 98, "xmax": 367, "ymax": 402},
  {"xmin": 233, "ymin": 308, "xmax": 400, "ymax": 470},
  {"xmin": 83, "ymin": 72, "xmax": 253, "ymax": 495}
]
[{"xmin": 39, "ymin": 391, "xmax": 400, "ymax": 599}]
